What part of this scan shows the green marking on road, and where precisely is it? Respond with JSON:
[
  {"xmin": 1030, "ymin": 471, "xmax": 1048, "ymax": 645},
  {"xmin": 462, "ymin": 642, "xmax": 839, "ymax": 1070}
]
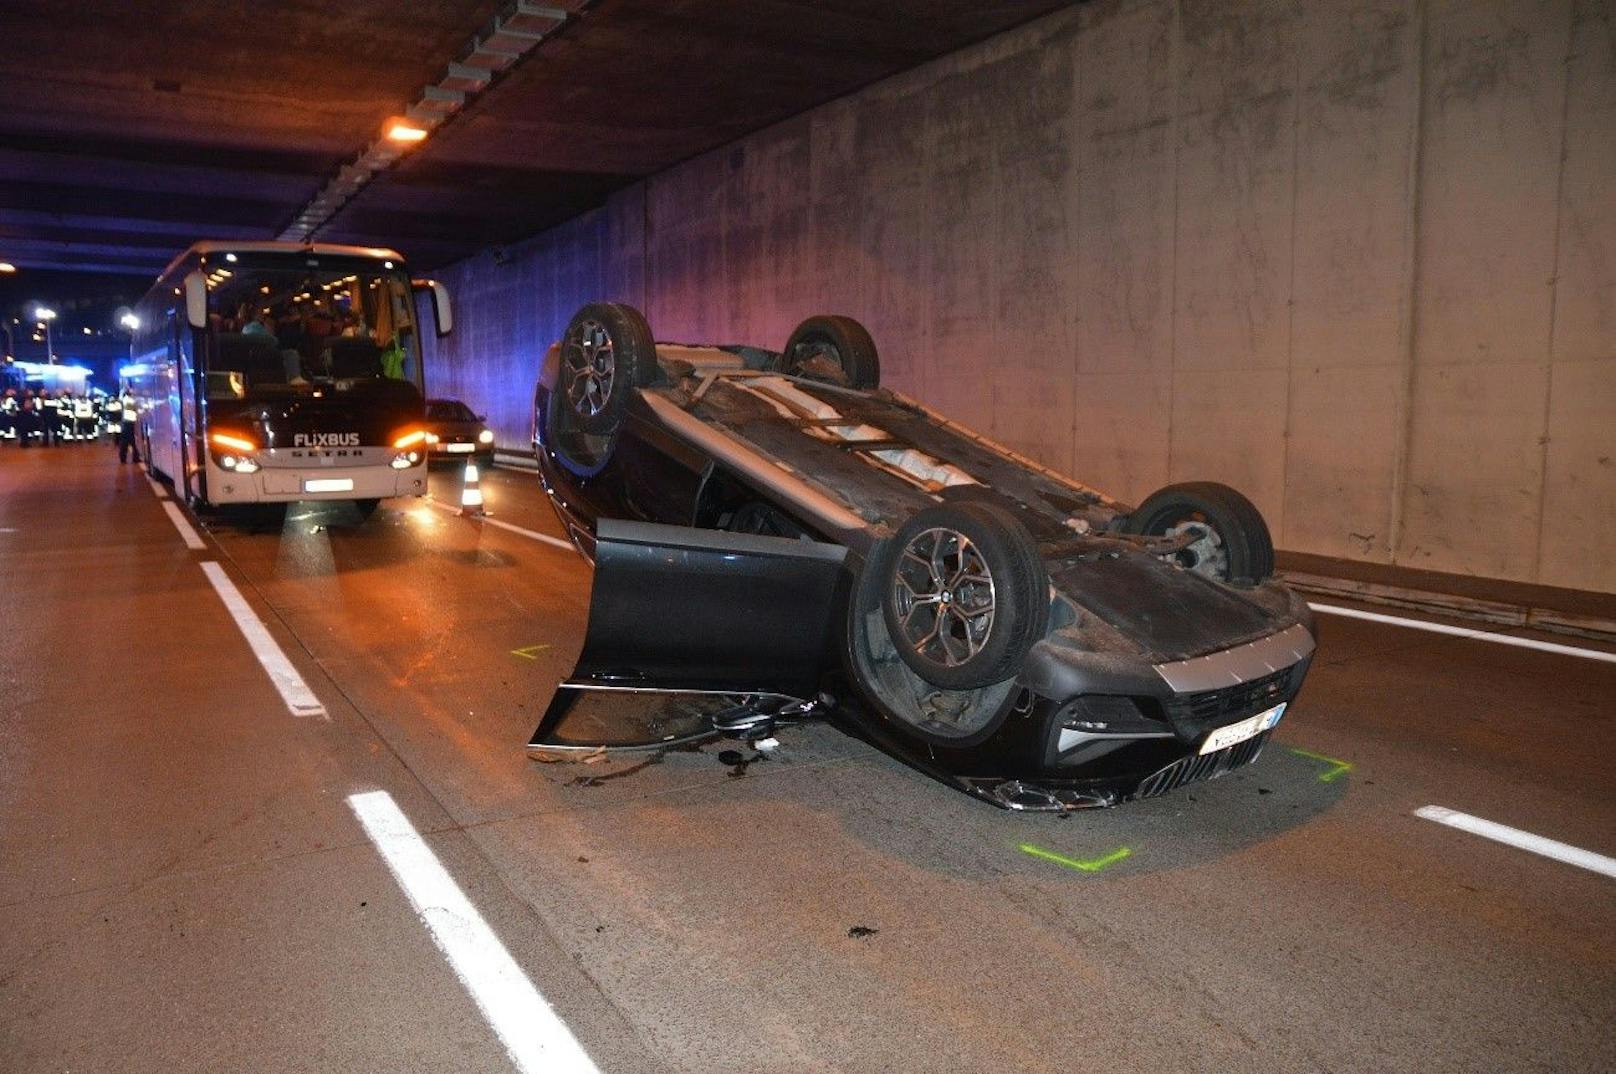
[
  {"xmin": 1289, "ymin": 747, "xmax": 1354, "ymax": 782},
  {"xmin": 510, "ymin": 644, "xmax": 550, "ymax": 660},
  {"xmin": 1018, "ymin": 843, "xmax": 1132, "ymax": 873}
]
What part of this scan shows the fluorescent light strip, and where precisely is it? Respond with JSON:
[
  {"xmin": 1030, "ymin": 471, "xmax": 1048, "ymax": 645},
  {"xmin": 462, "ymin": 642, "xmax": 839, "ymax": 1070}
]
[
  {"xmin": 199, "ymin": 561, "xmax": 328, "ymax": 718},
  {"xmin": 347, "ymin": 790, "xmax": 602, "ymax": 1074},
  {"xmin": 1307, "ymin": 602, "xmax": 1616, "ymax": 665},
  {"xmin": 1415, "ymin": 806, "xmax": 1616, "ymax": 880},
  {"xmin": 279, "ymin": 2, "xmax": 577, "ymax": 242}
]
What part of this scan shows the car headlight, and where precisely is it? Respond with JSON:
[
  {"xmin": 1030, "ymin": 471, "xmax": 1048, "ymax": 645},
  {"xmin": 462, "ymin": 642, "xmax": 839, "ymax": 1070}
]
[{"xmin": 478, "ymin": 429, "xmax": 494, "ymax": 445}]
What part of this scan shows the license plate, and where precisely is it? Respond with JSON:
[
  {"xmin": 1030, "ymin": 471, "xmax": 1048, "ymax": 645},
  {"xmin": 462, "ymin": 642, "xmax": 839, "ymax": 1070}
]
[
  {"xmin": 1199, "ymin": 702, "xmax": 1286, "ymax": 755},
  {"xmin": 446, "ymin": 442, "xmax": 475, "ymax": 453},
  {"xmin": 303, "ymin": 477, "xmax": 355, "ymax": 493}
]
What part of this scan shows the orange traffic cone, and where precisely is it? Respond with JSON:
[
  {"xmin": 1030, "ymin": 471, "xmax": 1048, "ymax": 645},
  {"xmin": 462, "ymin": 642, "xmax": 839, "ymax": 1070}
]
[{"xmin": 458, "ymin": 461, "xmax": 485, "ymax": 516}]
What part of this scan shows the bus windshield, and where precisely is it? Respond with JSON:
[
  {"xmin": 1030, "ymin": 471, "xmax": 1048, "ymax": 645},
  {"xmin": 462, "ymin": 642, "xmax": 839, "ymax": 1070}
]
[{"xmin": 202, "ymin": 258, "xmax": 421, "ymax": 402}]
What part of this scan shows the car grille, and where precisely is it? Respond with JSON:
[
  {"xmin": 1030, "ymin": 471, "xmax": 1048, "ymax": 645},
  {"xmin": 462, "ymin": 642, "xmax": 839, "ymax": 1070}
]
[
  {"xmin": 1133, "ymin": 732, "xmax": 1269, "ymax": 800},
  {"xmin": 1166, "ymin": 667, "xmax": 1293, "ymax": 726}
]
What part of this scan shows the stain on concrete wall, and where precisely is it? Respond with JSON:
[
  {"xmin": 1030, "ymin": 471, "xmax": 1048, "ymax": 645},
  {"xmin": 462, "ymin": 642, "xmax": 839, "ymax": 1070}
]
[{"xmin": 426, "ymin": 0, "xmax": 1616, "ymax": 594}]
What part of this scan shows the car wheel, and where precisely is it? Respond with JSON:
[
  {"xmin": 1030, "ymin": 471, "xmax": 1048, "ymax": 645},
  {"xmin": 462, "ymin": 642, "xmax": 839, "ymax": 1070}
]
[
  {"xmin": 559, "ymin": 302, "xmax": 657, "ymax": 436},
  {"xmin": 780, "ymin": 315, "xmax": 880, "ymax": 389},
  {"xmin": 879, "ymin": 502, "xmax": 1048, "ymax": 691},
  {"xmin": 1121, "ymin": 481, "xmax": 1274, "ymax": 587}
]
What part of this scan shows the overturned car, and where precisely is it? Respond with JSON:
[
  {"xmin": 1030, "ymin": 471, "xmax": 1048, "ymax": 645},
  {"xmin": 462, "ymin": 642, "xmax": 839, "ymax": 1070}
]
[{"xmin": 529, "ymin": 302, "xmax": 1315, "ymax": 810}]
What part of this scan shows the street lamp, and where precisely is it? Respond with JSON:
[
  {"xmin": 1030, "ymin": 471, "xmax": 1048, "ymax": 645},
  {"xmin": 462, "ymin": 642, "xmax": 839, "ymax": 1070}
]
[
  {"xmin": 33, "ymin": 305, "xmax": 57, "ymax": 363},
  {"xmin": 119, "ymin": 312, "xmax": 141, "ymax": 331}
]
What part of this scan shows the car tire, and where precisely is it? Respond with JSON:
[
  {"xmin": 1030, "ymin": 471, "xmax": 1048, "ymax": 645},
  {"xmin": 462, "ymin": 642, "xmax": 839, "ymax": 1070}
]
[
  {"xmin": 1121, "ymin": 481, "xmax": 1274, "ymax": 587},
  {"xmin": 780, "ymin": 315, "xmax": 880, "ymax": 389},
  {"xmin": 878, "ymin": 501, "xmax": 1048, "ymax": 691},
  {"xmin": 557, "ymin": 302, "xmax": 657, "ymax": 436}
]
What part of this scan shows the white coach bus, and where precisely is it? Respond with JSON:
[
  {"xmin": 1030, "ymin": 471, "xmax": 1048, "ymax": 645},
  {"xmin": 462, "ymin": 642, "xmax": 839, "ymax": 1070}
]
[{"xmin": 127, "ymin": 241, "xmax": 453, "ymax": 514}]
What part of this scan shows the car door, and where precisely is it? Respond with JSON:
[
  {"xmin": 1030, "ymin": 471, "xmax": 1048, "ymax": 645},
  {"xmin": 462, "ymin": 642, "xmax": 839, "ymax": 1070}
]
[{"xmin": 529, "ymin": 518, "xmax": 849, "ymax": 751}]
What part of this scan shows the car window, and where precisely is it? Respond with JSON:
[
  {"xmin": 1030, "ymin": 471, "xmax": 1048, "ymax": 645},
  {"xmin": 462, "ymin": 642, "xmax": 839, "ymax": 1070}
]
[{"xmin": 427, "ymin": 401, "xmax": 474, "ymax": 421}]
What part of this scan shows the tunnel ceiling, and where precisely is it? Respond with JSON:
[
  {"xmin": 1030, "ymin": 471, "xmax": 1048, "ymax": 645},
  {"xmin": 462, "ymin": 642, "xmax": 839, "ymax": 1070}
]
[{"xmin": 0, "ymin": 0, "xmax": 1072, "ymax": 302}]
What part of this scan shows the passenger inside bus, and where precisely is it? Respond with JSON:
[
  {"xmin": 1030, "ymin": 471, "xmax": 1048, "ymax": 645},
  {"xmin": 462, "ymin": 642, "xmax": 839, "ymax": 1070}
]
[{"xmin": 204, "ymin": 265, "xmax": 420, "ymax": 400}]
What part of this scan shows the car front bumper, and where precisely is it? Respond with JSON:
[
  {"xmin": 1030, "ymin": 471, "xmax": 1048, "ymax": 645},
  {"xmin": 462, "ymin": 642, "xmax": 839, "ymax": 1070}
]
[{"xmin": 851, "ymin": 621, "xmax": 1316, "ymax": 811}]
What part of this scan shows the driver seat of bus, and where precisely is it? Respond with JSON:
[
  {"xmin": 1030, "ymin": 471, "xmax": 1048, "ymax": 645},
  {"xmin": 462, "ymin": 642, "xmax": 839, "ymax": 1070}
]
[
  {"xmin": 329, "ymin": 338, "xmax": 382, "ymax": 380},
  {"xmin": 216, "ymin": 333, "xmax": 287, "ymax": 387}
]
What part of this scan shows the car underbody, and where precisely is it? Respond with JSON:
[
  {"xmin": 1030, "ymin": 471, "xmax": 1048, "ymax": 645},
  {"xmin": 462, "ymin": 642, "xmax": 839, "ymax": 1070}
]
[{"xmin": 528, "ymin": 306, "xmax": 1316, "ymax": 810}]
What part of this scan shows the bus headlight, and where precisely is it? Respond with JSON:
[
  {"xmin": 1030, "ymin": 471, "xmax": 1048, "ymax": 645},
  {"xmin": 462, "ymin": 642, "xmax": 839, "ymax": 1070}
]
[
  {"xmin": 216, "ymin": 454, "xmax": 261, "ymax": 474},
  {"xmin": 390, "ymin": 450, "xmax": 423, "ymax": 469},
  {"xmin": 478, "ymin": 429, "xmax": 494, "ymax": 444}
]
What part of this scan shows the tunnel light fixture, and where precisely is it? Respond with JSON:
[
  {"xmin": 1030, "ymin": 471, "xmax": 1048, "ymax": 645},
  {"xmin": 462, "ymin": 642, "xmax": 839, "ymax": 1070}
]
[
  {"xmin": 385, "ymin": 119, "xmax": 430, "ymax": 143},
  {"xmin": 277, "ymin": 1, "xmax": 583, "ymax": 243}
]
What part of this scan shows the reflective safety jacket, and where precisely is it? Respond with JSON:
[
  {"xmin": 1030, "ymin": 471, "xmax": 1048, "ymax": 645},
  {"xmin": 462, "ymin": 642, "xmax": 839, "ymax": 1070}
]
[{"xmin": 73, "ymin": 397, "xmax": 95, "ymax": 418}]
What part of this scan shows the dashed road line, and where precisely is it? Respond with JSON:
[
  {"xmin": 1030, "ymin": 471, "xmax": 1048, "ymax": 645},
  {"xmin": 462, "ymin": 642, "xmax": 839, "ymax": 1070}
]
[
  {"xmin": 199, "ymin": 561, "xmax": 328, "ymax": 718},
  {"xmin": 347, "ymin": 790, "xmax": 601, "ymax": 1074},
  {"xmin": 160, "ymin": 500, "xmax": 205, "ymax": 550},
  {"xmin": 1309, "ymin": 603, "xmax": 1616, "ymax": 665},
  {"xmin": 1415, "ymin": 806, "xmax": 1616, "ymax": 880}
]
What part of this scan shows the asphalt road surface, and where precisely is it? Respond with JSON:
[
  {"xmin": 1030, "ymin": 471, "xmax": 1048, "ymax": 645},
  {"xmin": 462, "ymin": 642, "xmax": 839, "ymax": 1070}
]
[{"xmin": 3, "ymin": 447, "xmax": 1612, "ymax": 1073}]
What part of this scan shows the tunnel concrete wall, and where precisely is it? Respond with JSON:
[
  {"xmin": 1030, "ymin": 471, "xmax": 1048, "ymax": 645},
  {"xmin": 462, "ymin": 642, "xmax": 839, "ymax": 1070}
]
[{"xmin": 423, "ymin": 0, "xmax": 1616, "ymax": 594}]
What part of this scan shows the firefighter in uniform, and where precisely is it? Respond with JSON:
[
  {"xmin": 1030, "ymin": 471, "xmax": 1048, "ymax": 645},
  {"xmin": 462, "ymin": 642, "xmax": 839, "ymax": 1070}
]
[
  {"xmin": 38, "ymin": 390, "xmax": 59, "ymax": 446},
  {"xmin": 72, "ymin": 392, "xmax": 96, "ymax": 440},
  {"xmin": 55, "ymin": 390, "xmax": 75, "ymax": 444},
  {"xmin": 117, "ymin": 390, "xmax": 141, "ymax": 463},
  {"xmin": 102, "ymin": 391, "xmax": 122, "ymax": 441},
  {"xmin": 18, "ymin": 390, "xmax": 39, "ymax": 448},
  {"xmin": 1, "ymin": 388, "xmax": 17, "ymax": 443}
]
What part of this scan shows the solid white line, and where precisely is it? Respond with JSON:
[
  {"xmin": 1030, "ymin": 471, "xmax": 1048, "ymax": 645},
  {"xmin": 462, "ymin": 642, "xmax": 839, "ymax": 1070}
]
[
  {"xmin": 160, "ymin": 500, "xmax": 205, "ymax": 550},
  {"xmin": 484, "ymin": 514, "xmax": 575, "ymax": 551},
  {"xmin": 426, "ymin": 497, "xmax": 574, "ymax": 551},
  {"xmin": 199, "ymin": 561, "xmax": 328, "ymax": 718},
  {"xmin": 146, "ymin": 475, "xmax": 167, "ymax": 499},
  {"xmin": 1415, "ymin": 806, "xmax": 1616, "ymax": 880},
  {"xmin": 1308, "ymin": 602, "xmax": 1616, "ymax": 664},
  {"xmin": 347, "ymin": 791, "xmax": 601, "ymax": 1074}
]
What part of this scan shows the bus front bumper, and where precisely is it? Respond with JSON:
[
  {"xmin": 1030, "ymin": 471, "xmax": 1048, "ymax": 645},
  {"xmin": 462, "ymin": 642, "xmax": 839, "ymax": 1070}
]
[{"xmin": 209, "ymin": 462, "xmax": 427, "ymax": 503}]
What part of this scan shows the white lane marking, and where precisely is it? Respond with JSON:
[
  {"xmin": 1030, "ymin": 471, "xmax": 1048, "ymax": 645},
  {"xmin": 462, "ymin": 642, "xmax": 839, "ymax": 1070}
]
[
  {"xmin": 199, "ymin": 561, "xmax": 328, "ymax": 719},
  {"xmin": 1308, "ymin": 602, "xmax": 1616, "ymax": 665},
  {"xmin": 146, "ymin": 474, "xmax": 167, "ymax": 499},
  {"xmin": 1415, "ymin": 806, "xmax": 1616, "ymax": 880},
  {"xmin": 347, "ymin": 791, "xmax": 601, "ymax": 1074},
  {"xmin": 160, "ymin": 500, "xmax": 206, "ymax": 550},
  {"xmin": 425, "ymin": 497, "xmax": 573, "ymax": 551}
]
